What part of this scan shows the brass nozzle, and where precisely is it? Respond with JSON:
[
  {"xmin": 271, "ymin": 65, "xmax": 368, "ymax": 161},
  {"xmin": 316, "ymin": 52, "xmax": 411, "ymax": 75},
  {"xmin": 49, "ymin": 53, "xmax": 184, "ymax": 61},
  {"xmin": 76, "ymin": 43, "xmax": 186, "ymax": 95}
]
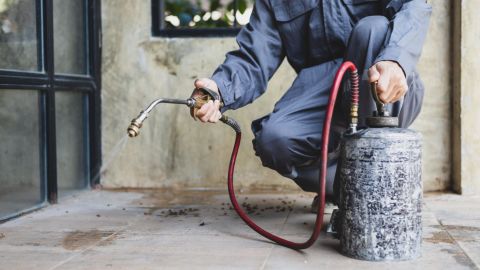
[
  {"xmin": 127, "ymin": 120, "xmax": 142, "ymax": 137},
  {"xmin": 127, "ymin": 111, "xmax": 148, "ymax": 138}
]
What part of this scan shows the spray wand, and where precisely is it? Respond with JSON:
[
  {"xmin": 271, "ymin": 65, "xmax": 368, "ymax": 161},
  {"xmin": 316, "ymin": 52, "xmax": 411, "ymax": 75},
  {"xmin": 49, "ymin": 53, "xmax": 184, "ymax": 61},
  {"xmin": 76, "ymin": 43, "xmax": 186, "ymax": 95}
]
[
  {"xmin": 127, "ymin": 87, "xmax": 240, "ymax": 138},
  {"xmin": 127, "ymin": 61, "xmax": 359, "ymax": 250}
]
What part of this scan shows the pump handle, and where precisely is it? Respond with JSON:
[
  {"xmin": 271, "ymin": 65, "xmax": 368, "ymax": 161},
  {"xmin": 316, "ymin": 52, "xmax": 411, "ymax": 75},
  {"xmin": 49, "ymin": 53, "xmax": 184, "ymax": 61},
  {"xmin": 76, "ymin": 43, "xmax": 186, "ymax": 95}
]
[
  {"xmin": 366, "ymin": 82, "xmax": 398, "ymax": 127},
  {"xmin": 370, "ymin": 82, "xmax": 391, "ymax": 117}
]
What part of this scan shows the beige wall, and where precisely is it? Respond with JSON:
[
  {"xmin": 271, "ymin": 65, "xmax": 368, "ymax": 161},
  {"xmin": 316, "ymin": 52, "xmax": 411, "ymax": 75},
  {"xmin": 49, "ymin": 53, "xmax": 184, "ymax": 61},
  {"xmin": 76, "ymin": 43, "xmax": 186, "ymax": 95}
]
[
  {"xmin": 411, "ymin": 0, "xmax": 451, "ymax": 191},
  {"xmin": 453, "ymin": 0, "xmax": 480, "ymax": 194},
  {"xmin": 101, "ymin": 0, "xmax": 453, "ymax": 192}
]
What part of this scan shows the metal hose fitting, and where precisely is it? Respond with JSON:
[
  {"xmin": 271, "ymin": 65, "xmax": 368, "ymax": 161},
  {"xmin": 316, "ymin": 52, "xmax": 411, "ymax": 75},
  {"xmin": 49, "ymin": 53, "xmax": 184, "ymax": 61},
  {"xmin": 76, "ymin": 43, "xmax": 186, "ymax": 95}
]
[{"xmin": 348, "ymin": 69, "xmax": 360, "ymax": 134}]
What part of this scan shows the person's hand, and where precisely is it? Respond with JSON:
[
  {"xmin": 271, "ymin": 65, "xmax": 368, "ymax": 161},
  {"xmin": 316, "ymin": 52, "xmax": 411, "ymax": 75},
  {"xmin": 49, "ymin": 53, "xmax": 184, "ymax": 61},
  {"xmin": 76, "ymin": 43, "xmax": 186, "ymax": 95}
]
[
  {"xmin": 192, "ymin": 78, "xmax": 222, "ymax": 123},
  {"xmin": 368, "ymin": 61, "xmax": 408, "ymax": 104}
]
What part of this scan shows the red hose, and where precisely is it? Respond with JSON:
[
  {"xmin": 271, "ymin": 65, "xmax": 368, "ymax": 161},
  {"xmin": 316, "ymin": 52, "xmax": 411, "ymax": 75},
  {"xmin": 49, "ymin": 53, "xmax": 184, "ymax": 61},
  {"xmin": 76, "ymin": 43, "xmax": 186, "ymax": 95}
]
[{"xmin": 227, "ymin": 61, "xmax": 359, "ymax": 249}]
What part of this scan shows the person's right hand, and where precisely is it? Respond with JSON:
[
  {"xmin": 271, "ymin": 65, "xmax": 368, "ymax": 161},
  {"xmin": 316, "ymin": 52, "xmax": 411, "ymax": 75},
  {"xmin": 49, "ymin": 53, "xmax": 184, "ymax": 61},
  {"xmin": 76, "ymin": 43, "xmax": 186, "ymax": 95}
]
[
  {"xmin": 192, "ymin": 78, "xmax": 222, "ymax": 123},
  {"xmin": 368, "ymin": 61, "xmax": 408, "ymax": 104}
]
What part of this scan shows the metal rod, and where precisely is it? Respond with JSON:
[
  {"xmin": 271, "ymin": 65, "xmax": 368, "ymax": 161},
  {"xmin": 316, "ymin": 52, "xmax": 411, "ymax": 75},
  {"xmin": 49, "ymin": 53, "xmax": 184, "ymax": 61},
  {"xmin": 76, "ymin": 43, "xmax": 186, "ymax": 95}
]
[
  {"xmin": 127, "ymin": 98, "xmax": 194, "ymax": 137},
  {"xmin": 143, "ymin": 98, "xmax": 191, "ymax": 114}
]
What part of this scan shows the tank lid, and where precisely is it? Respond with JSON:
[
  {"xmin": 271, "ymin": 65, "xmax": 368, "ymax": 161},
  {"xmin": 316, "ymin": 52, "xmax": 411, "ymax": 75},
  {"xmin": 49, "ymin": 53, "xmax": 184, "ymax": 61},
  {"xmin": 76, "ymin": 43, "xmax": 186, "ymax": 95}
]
[{"xmin": 366, "ymin": 115, "xmax": 399, "ymax": 128}]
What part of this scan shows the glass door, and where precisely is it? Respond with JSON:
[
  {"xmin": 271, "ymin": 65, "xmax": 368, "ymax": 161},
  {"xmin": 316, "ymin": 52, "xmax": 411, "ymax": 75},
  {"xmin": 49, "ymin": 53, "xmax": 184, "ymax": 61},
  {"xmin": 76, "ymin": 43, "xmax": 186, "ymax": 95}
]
[{"xmin": 0, "ymin": 0, "xmax": 101, "ymax": 221}]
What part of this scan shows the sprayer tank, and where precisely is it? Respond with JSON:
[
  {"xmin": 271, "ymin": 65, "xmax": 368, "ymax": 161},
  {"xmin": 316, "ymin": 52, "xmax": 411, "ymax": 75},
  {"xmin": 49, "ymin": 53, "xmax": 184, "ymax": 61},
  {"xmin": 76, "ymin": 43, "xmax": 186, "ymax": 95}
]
[{"xmin": 338, "ymin": 127, "xmax": 422, "ymax": 261}]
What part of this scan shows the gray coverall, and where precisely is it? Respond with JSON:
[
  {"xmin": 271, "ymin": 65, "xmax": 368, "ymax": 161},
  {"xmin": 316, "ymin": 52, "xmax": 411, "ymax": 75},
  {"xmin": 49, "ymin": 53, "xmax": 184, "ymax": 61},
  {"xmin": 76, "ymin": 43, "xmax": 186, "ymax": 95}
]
[{"xmin": 211, "ymin": 0, "xmax": 432, "ymax": 196}]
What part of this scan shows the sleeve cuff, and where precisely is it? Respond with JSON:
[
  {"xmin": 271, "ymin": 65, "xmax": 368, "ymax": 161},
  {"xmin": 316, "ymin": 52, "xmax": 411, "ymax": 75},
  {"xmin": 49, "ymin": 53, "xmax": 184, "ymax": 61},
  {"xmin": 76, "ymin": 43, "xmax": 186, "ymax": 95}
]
[
  {"xmin": 211, "ymin": 72, "xmax": 235, "ymax": 113},
  {"xmin": 375, "ymin": 46, "xmax": 414, "ymax": 78}
]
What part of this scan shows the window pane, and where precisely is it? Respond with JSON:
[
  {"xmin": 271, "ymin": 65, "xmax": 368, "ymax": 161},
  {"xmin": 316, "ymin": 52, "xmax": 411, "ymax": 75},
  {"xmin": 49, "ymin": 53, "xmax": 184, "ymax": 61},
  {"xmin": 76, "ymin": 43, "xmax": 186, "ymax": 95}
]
[
  {"xmin": 0, "ymin": 0, "xmax": 39, "ymax": 71},
  {"xmin": 160, "ymin": 0, "xmax": 254, "ymax": 31},
  {"xmin": 0, "ymin": 90, "xmax": 44, "ymax": 219},
  {"xmin": 164, "ymin": 0, "xmax": 236, "ymax": 29},
  {"xmin": 53, "ymin": 0, "xmax": 87, "ymax": 74},
  {"xmin": 235, "ymin": 0, "xmax": 254, "ymax": 26},
  {"xmin": 56, "ymin": 92, "xmax": 88, "ymax": 193}
]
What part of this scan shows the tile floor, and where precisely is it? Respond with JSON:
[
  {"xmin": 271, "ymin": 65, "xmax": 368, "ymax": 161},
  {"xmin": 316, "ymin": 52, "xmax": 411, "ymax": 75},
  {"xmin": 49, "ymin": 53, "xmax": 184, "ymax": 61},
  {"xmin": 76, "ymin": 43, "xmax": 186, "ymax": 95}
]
[{"xmin": 0, "ymin": 189, "xmax": 479, "ymax": 270}]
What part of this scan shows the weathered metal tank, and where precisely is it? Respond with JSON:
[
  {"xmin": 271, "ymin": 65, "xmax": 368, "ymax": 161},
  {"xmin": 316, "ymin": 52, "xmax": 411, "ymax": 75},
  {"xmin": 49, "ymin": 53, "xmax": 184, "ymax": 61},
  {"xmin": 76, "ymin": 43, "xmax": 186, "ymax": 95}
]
[{"xmin": 337, "ymin": 83, "xmax": 423, "ymax": 261}]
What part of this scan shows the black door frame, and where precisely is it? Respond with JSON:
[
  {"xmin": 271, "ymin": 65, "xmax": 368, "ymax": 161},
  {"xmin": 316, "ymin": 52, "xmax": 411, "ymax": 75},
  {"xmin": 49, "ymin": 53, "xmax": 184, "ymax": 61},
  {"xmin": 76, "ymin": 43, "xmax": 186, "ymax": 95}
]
[{"xmin": 0, "ymin": 0, "xmax": 102, "ymax": 204}]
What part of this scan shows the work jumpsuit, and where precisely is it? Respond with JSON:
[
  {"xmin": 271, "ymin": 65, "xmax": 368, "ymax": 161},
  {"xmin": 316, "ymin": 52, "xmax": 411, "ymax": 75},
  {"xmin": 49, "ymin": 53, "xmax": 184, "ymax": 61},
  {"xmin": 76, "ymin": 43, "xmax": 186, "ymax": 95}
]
[{"xmin": 211, "ymin": 0, "xmax": 432, "ymax": 196}]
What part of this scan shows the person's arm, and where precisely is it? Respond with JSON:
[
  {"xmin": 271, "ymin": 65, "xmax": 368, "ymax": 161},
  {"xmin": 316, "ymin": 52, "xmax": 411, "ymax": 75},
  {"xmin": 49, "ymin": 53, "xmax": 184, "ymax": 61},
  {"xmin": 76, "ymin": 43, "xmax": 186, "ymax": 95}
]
[
  {"xmin": 211, "ymin": 0, "xmax": 285, "ymax": 111},
  {"xmin": 369, "ymin": 0, "xmax": 432, "ymax": 103},
  {"xmin": 376, "ymin": 0, "xmax": 432, "ymax": 77}
]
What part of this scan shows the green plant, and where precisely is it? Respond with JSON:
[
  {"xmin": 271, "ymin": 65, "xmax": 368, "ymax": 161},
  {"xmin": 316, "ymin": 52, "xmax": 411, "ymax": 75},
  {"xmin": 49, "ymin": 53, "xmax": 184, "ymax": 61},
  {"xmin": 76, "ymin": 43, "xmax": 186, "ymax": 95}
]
[{"xmin": 164, "ymin": 0, "xmax": 251, "ymax": 28}]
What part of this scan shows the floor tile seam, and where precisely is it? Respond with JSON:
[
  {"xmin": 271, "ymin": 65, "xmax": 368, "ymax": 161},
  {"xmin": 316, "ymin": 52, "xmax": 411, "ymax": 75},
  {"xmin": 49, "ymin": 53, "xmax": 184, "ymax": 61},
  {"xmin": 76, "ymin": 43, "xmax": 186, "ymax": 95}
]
[
  {"xmin": 259, "ymin": 208, "xmax": 294, "ymax": 270},
  {"xmin": 437, "ymin": 219, "xmax": 479, "ymax": 269},
  {"xmin": 454, "ymin": 240, "xmax": 480, "ymax": 269}
]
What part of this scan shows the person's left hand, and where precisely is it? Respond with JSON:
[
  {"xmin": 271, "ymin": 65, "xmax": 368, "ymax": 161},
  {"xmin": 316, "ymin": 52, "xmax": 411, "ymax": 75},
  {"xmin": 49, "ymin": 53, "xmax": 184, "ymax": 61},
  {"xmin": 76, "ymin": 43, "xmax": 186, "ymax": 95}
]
[
  {"xmin": 191, "ymin": 78, "xmax": 222, "ymax": 123},
  {"xmin": 368, "ymin": 61, "xmax": 408, "ymax": 104}
]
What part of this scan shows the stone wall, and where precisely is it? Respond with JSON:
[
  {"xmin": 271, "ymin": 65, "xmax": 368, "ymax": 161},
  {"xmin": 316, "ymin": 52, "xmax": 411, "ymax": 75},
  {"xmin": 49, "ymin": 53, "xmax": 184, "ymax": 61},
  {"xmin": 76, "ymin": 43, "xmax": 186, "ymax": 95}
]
[{"xmin": 101, "ymin": 0, "xmax": 453, "ymax": 192}]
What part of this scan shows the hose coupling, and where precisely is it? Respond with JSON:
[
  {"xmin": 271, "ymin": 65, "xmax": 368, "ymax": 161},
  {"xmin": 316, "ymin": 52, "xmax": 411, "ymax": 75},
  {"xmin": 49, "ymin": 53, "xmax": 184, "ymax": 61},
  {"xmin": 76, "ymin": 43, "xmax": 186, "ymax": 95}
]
[{"xmin": 349, "ymin": 69, "xmax": 360, "ymax": 134}]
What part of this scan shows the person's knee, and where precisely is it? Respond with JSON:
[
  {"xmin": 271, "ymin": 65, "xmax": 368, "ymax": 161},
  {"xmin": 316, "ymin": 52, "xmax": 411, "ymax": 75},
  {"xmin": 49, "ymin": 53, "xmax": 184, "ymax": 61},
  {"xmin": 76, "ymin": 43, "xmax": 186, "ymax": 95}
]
[
  {"xmin": 253, "ymin": 121, "xmax": 298, "ymax": 174},
  {"xmin": 353, "ymin": 16, "xmax": 389, "ymax": 36},
  {"xmin": 350, "ymin": 16, "xmax": 389, "ymax": 46}
]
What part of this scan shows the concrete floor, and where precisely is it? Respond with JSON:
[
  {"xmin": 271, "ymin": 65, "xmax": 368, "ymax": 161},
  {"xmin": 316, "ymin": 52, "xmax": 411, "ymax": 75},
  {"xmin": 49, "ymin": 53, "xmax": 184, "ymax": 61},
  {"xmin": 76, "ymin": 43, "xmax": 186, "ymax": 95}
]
[{"xmin": 0, "ymin": 189, "xmax": 479, "ymax": 270}]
